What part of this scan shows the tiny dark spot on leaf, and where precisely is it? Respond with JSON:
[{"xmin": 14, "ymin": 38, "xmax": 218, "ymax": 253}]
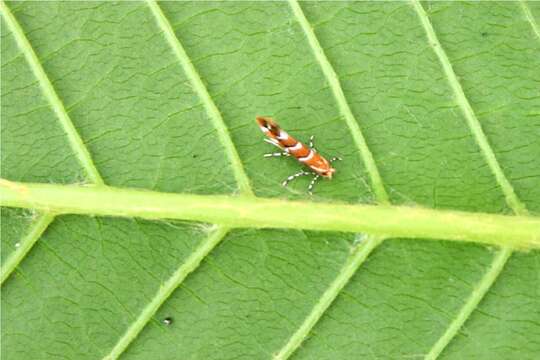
[
  {"xmin": 192, "ymin": 154, "xmax": 198, "ymax": 158},
  {"xmin": 481, "ymin": 32, "xmax": 488, "ymax": 37}
]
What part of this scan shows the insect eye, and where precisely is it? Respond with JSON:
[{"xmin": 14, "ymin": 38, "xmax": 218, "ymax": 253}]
[{"xmin": 322, "ymin": 168, "xmax": 335, "ymax": 178}]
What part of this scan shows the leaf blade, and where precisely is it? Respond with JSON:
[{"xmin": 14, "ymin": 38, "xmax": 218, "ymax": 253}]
[{"xmin": 2, "ymin": 1, "xmax": 539, "ymax": 359}]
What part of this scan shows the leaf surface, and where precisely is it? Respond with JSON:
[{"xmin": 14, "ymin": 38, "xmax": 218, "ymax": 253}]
[{"xmin": 1, "ymin": 1, "xmax": 539, "ymax": 360}]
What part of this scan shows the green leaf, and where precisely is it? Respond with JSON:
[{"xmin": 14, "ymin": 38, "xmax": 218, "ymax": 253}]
[{"xmin": 1, "ymin": 1, "xmax": 539, "ymax": 360}]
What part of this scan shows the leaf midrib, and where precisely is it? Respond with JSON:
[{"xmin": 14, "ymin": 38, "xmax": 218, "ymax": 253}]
[{"xmin": 2, "ymin": 180, "xmax": 539, "ymax": 250}]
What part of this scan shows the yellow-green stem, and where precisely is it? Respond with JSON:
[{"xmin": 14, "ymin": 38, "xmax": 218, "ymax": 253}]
[{"xmin": 1, "ymin": 180, "xmax": 539, "ymax": 249}]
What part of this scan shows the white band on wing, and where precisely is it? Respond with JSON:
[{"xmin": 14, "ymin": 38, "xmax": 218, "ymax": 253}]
[
  {"xmin": 298, "ymin": 150, "xmax": 315, "ymax": 162},
  {"xmin": 277, "ymin": 131, "xmax": 289, "ymax": 140}
]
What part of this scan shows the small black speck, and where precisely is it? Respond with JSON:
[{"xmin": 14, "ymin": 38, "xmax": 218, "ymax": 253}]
[
  {"xmin": 481, "ymin": 32, "xmax": 488, "ymax": 37},
  {"xmin": 163, "ymin": 317, "xmax": 173, "ymax": 325},
  {"xmin": 192, "ymin": 154, "xmax": 198, "ymax": 158}
]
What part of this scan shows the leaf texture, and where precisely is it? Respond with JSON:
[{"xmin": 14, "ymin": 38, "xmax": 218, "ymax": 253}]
[{"xmin": 1, "ymin": 1, "xmax": 539, "ymax": 360}]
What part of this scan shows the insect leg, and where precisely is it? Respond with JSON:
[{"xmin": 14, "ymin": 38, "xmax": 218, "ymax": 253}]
[
  {"xmin": 330, "ymin": 156, "xmax": 342, "ymax": 162},
  {"xmin": 307, "ymin": 174, "xmax": 321, "ymax": 195},
  {"xmin": 282, "ymin": 170, "xmax": 310, "ymax": 187},
  {"xmin": 264, "ymin": 138, "xmax": 282, "ymax": 148},
  {"xmin": 264, "ymin": 152, "xmax": 290, "ymax": 158},
  {"xmin": 309, "ymin": 135, "xmax": 315, "ymax": 149}
]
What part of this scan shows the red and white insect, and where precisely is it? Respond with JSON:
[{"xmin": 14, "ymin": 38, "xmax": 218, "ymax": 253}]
[{"xmin": 256, "ymin": 116, "xmax": 341, "ymax": 194}]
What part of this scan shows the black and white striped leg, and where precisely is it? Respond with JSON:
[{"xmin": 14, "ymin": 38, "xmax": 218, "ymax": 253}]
[
  {"xmin": 330, "ymin": 156, "xmax": 342, "ymax": 162},
  {"xmin": 309, "ymin": 135, "xmax": 315, "ymax": 148},
  {"xmin": 264, "ymin": 138, "xmax": 281, "ymax": 148},
  {"xmin": 308, "ymin": 174, "xmax": 321, "ymax": 195},
  {"xmin": 282, "ymin": 170, "xmax": 310, "ymax": 187},
  {"xmin": 264, "ymin": 152, "xmax": 290, "ymax": 158}
]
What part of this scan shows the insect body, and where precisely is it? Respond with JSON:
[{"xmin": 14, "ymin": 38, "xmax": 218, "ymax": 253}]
[{"xmin": 256, "ymin": 116, "xmax": 340, "ymax": 194}]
